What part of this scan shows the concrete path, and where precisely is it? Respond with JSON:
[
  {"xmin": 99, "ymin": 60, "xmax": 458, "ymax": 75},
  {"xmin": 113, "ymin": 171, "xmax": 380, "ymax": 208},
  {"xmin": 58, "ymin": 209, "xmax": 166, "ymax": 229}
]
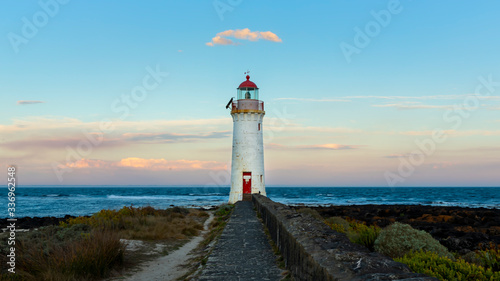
[{"xmin": 198, "ymin": 201, "xmax": 284, "ymax": 281}]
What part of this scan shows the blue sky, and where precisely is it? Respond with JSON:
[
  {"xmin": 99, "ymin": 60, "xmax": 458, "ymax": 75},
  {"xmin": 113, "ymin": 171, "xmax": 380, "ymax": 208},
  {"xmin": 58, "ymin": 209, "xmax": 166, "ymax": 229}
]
[{"xmin": 1, "ymin": 0, "xmax": 499, "ymax": 186}]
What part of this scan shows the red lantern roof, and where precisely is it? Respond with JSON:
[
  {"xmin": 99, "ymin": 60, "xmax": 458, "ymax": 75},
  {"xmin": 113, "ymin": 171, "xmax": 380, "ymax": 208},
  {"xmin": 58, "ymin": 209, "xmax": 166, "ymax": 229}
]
[{"xmin": 238, "ymin": 75, "xmax": 258, "ymax": 89}]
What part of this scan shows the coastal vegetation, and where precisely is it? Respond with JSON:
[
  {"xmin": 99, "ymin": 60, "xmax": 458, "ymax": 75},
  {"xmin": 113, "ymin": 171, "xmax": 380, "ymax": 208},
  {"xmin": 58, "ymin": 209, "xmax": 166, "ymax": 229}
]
[
  {"xmin": 395, "ymin": 249, "xmax": 500, "ymax": 281},
  {"xmin": 321, "ymin": 213, "xmax": 500, "ymax": 281},
  {"xmin": 0, "ymin": 205, "xmax": 209, "ymax": 281},
  {"xmin": 324, "ymin": 216, "xmax": 380, "ymax": 251},
  {"xmin": 374, "ymin": 222, "xmax": 453, "ymax": 259},
  {"xmin": 60, "ymin": 205, "xmax": 207, "ymax": 240}
]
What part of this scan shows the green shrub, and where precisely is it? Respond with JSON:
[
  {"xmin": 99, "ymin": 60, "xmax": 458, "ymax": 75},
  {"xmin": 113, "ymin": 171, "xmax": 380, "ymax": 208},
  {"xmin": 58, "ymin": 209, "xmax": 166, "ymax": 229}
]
[
  {"xmin": 461, "ymin": 251, "xmax": 484, "ymax": 267},
  {"xmin": 325, "ymin": 216, "xmax": 350, "ymax": 233},
  {"xmin": 374, "ymin": 222, "xmax": 452, "ymax": 259},
  {"xmin": 297, "ymin": 208, "xmax": 323, "ymax": 221},
  {"xmin": 396, "ymin": 250, "xmax": 500, "ymax": 281},
  {"xmin": 215, "ymin": 204, "xmax": 234, "ymax": 218},
  {"xmin": 347, "ymin": 221, "xmax": 380, "ymax": 251},
  {"xmin": 477, "ymin": 243, "xmax": 500, "ymax": 272},
  {"xmin": 324, "ymin": 217, "xmax": 380, "ymax": 250}
]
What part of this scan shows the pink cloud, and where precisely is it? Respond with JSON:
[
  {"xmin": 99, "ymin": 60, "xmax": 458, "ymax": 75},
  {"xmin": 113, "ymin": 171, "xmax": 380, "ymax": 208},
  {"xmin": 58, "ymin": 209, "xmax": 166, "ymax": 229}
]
[
  {"xmin": 206, "ymin": 28, "xmax": 282, "ymax": 46},
  {"xmin": 63, "ymin": 157, "xmax": 227, "ymax": 171},
  {"xmin": 66, "ymin": 159, "xmax": 109, "ymax": 169},
  {"xmin": 206, "ymin": 36, "xmax": 236, "ymax": 46}
]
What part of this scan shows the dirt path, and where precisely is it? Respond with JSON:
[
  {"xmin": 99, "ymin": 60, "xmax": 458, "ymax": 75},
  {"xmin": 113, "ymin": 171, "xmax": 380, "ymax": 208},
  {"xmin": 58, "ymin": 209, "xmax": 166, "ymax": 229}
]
[{"xmin": 122, "ymin": 212, "xmax": 214, "ymax": 281}]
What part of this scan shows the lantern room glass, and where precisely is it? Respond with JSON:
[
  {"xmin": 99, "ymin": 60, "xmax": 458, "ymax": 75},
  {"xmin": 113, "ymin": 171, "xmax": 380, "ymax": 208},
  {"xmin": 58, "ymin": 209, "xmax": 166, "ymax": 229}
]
[{"xmin": 237, "ymin": 88, "xmax": 259, "ymax": 100}]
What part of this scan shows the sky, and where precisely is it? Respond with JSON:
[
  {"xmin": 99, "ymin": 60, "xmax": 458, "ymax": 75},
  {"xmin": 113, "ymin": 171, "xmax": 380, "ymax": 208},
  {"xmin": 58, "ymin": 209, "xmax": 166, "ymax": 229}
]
[{"xmin": 1, "ymin": 0, "xmax": 499, "ymax": 187}]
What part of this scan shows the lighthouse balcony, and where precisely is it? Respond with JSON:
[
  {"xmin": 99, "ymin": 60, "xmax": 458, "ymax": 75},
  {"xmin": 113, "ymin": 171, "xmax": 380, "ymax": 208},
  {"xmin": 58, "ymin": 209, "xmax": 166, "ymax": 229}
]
[{"xmin": 231, "ymin": 99, "xmax": 264, "ymax": 113}]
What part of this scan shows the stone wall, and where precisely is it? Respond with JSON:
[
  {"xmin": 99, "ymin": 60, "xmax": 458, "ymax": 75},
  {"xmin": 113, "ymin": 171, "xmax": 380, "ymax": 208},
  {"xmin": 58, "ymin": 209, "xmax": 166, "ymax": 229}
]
[{"xmin": 252, "ymin": 195, "xmax": 438, "ymax": 281}]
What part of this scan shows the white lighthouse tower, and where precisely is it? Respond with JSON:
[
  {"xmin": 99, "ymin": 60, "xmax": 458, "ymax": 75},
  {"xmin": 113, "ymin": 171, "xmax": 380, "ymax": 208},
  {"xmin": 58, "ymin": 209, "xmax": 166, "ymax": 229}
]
[{"xmin": 228, "ymin": 75, "xmax": 266, "ymax": 203}]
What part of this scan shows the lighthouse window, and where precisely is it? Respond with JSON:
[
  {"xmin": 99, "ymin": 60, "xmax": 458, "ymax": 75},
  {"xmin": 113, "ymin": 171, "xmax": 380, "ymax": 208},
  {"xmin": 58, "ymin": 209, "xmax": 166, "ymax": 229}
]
[
  {"xmin": 260, "ymin": 175, "xmax": 263, "ymax": 182},
  {"xmin": 258, "ymin": 123, "xmax": 261, "ymax": 131}
]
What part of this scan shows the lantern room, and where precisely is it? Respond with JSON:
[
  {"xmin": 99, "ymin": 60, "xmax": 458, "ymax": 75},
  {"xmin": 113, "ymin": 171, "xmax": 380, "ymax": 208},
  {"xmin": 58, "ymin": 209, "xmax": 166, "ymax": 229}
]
[
  {"xmin": 231, "ymin": 75, "xmax": 264, "ymax": 113},
  {"xmin": 237, "ymin": 75, "xmax": 259, "ymax": 100}
]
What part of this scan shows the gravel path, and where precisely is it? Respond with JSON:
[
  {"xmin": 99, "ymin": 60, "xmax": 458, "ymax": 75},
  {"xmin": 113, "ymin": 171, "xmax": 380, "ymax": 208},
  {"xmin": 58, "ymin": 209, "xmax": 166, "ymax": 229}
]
[{"xmin": 122, "ymin": 212, "xmax": 214, "ymax": 281}]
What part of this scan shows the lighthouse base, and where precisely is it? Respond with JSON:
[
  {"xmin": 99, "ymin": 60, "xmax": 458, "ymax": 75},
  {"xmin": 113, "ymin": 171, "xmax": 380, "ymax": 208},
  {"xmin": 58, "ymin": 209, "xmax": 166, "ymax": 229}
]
[{"xmin": 228, "ymin": 189, "xmax": 266, "ymax": 204}]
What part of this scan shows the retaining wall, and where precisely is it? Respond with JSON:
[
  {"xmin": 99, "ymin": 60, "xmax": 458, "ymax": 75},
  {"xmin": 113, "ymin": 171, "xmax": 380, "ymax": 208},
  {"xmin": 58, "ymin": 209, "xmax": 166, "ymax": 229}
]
[{"xmin": 252, "ymin": 195, "xmax": 438, "ymax": 281}]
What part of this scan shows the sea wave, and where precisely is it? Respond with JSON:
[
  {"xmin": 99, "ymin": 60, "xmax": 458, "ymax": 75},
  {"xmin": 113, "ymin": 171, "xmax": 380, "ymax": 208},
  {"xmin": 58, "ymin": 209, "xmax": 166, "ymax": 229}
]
[
  {"xmin": 107, "ymin": 195, "xmax": 171, "ymax": 200},
  {"xmin": 43, "ymin": 194, "xmax": 69, "ymax": 197}
]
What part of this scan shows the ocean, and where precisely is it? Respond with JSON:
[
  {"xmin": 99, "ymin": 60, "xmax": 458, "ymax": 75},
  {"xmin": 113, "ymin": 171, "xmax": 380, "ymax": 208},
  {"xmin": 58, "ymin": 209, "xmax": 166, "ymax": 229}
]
[{"xmin": 3, "ymin": 186, "xmax": 499, "ymax": 218}]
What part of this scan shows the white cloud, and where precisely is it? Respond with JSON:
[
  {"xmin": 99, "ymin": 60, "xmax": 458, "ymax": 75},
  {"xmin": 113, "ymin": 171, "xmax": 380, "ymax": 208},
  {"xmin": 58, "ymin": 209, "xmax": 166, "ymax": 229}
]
[
  {"xmin": 343, "ymin": 94, "xmax": 500, "ymax": 100},
  {"xmin": 275, "ymin": 94, "xmax": 500, "ymax": 105},
  {"xmin": 275, "ymin": 98, "xmax": 350, "ymax": 102},
  {"xmin": 400, "ymin": 130, "xmax": 500, "ymax": 137},
  {"xmin": 206, "ymin": 28, "xmax": 282, "ymax": 46},
  {"xmin": 372, "ymin": 102, "xmax": 453, "ymax": 110}
]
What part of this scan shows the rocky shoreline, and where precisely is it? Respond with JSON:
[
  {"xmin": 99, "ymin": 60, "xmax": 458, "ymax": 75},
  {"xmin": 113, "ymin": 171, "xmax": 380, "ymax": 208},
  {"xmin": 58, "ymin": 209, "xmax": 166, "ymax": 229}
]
[
  {"xmin": 306, "ymin": 204, "xmax": 500, "ymax": 254},
  {"xmin": 3, "ymin": 204, "xmax": 499, "ymax": 255},
  {"xmin": 0, "ymin": 215, "xmax": 79, "ymax": 231}
]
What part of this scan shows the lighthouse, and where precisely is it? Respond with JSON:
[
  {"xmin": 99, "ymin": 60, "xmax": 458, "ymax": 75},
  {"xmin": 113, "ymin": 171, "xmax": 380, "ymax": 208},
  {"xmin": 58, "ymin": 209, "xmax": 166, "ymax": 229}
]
[{"xmin": 228, "ymin": 75, "xmax": 266, "ymax": 203}]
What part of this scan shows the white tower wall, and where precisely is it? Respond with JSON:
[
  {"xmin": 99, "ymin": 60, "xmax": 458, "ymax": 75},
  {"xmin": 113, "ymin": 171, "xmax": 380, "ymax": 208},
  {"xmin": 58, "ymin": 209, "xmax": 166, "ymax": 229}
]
[{"xmin": 228, "ymin": 109, "xmax": 266, "ymax": 203}]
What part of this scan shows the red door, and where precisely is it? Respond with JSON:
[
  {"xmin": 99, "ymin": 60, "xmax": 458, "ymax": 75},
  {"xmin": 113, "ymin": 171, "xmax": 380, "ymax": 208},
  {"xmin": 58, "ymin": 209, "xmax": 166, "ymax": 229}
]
[{"xmin": 243, "ymin": 172, "xmax": 252, "ymax": 194}]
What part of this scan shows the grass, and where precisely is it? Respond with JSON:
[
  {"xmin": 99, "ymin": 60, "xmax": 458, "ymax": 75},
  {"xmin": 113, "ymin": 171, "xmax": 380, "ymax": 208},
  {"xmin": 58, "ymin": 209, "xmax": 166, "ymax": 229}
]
[
  {"xmin": 0, "ymin": 206, "xmax": 208, "ymax": 281},
  {"xmin": 346, "ymin": 220, "xmax": 381, "ymax": 251},
  {"xmin": 61, "ymin": 205, "xmax": 206, "ymax": 241},
  {"xmin": 178, "ymin": 204, "xmax": 235, "ymax": 281},
  {"xmin": 297, "ymin": 207, "xmax": 323, "ymax": 221},
  {"xmin": 324, "ymin": 215, "xmax": 381, "ymax": 251},
  {"xmin": 396, "ymin": 250, "xmax": 500, "ymax": 281},
  {"xmin": 477, "ymin": 243, "xmax": 500, "ymax": 273},
  {"xmin": 1, "ymin": 225, "xmax": 124, "ymax": 281},
  {"xmin": 200, "ymin": 204, "xmax": 234, "ymax": 248}
]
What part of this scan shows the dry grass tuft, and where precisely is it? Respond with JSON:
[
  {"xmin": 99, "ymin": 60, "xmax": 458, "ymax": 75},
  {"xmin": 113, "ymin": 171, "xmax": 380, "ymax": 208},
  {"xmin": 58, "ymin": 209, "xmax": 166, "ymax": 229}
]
[
  {"xmin": 0, "ymin": 206, "xmax": 208, "ymax": 281},
  {"xmin": 61, "ymin": 205, "xmax": 204, "ymax": 241},
  {"xmin": 1, "ymin": 226, "xmax": 124, "ymax": 281}
]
